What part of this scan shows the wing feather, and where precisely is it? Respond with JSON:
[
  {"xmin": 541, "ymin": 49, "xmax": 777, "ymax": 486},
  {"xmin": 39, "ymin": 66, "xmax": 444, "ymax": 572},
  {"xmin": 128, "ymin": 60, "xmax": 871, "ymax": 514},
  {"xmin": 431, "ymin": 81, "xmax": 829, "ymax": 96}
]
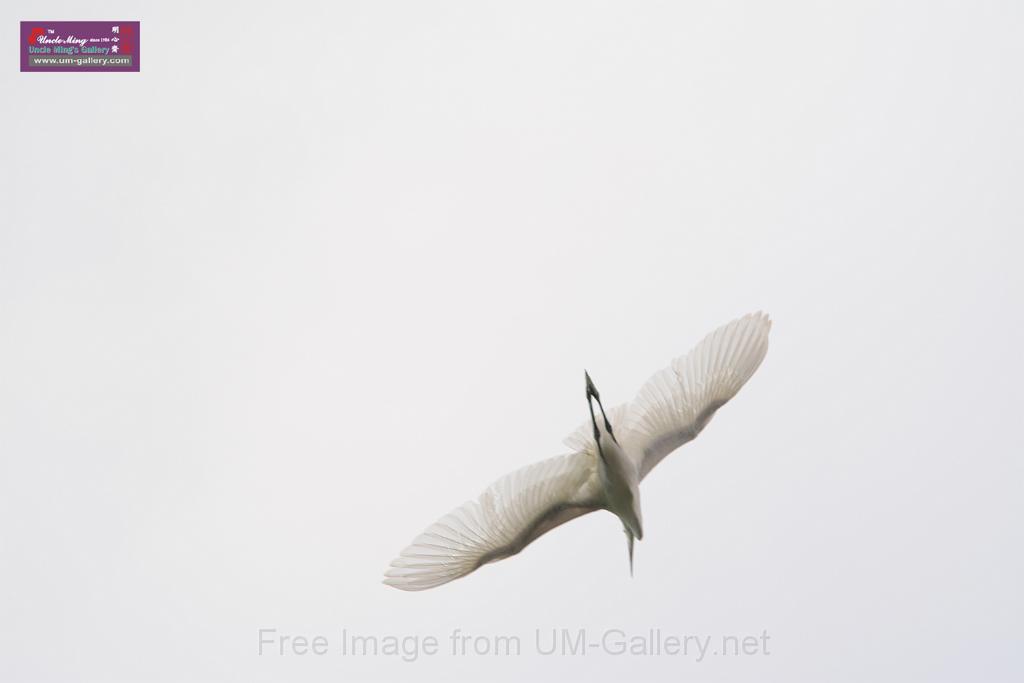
[
  {"xmin": 622, "ymin": 312, "xmax": 771, "ymax": 479},
  {"xmin": 384, "ymin": 451, "xmax": 602, "ymax": 591}
]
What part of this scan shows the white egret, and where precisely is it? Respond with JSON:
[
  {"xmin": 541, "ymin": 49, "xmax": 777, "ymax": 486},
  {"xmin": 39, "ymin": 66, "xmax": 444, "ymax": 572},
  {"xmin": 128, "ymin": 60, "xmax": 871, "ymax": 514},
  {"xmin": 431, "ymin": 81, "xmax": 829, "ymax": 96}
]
[{"xmin": 384, "ymin": 312, "xmax": 771, "ymax": 591}]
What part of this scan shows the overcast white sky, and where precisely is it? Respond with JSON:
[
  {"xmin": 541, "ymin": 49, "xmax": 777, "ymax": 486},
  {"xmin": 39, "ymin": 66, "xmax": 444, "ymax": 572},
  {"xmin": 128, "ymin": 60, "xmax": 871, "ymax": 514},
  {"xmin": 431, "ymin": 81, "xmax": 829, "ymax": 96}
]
[{"xmin": 2, "ymin": 1, "xmax": 1022, "ymax": 681}]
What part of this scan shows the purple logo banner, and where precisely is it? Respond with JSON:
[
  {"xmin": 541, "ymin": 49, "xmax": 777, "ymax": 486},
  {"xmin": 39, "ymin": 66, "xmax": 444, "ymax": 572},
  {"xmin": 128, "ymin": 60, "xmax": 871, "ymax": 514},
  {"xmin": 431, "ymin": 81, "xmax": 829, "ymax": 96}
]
[{"xmin": 21, "ymin": 21, "xmax": 140, "ymax": 72}]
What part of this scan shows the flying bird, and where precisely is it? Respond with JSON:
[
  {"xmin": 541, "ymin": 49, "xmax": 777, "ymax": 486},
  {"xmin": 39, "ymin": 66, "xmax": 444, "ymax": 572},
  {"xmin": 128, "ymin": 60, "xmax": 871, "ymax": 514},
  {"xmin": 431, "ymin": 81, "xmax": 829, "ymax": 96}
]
[{"xmin": 384, "ymin": 312, "xmax": 771, "ymax": 591}]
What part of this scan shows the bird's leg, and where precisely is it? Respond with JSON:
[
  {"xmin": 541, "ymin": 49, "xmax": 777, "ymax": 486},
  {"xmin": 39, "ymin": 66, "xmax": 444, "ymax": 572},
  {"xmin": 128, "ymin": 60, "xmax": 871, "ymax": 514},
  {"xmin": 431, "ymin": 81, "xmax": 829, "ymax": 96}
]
[
  {"xmin": 585, "ymin": 370, "xmax": 605, "ymax": 460},
  {"xmin": 585, "ymin": 370, "xmax": 616, "ymax": 439},
  {"xmin": 597, "ymin": 399, "xmax": 615, "ymax": 439},
  {"xmin": 585, "ymin": 369, "xmax": 600, "ymax": 401},
  {"xmin": 586, "ymin": 388, "xmax": 601, "ymax": 443}
]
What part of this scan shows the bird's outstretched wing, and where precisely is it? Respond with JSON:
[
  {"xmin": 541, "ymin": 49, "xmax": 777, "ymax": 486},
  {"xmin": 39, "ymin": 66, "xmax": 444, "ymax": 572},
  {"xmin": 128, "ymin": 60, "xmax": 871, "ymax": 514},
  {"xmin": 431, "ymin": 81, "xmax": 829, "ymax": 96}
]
[
  {"xmin": 384, "ymin": 451, "xmax": 602, "ymax": 591},
  {"xmin": 621, "ymin": 312, "xmax": 771, "ymax": 480},
  {"xmin": 562, "ymin": 313, "xmax": 770, "ymax": 477}
]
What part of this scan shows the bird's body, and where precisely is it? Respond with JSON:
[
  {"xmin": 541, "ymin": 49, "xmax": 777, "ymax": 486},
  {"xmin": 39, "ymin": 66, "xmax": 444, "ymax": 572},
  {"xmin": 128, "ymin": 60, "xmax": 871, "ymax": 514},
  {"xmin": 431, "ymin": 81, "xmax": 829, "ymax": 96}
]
[
  {"xmin": 384, "ymin": 312, "xmax": 771, "ymax": 591},
  {"xmin": 590, "ymin": 415, "xmax": 643, "ymax": 573},
  {"xmin": 597, "ymin": 426, "xmax": 643, "ymax": 542}
]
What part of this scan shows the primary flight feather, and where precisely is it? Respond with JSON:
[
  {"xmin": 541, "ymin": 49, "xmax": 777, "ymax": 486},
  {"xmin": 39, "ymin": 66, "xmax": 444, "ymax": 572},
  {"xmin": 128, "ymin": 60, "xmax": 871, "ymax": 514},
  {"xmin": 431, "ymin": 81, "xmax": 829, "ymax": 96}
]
[{"xmin": 384, "ymin": 312, "xmax": 771, "ymax": 591}]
